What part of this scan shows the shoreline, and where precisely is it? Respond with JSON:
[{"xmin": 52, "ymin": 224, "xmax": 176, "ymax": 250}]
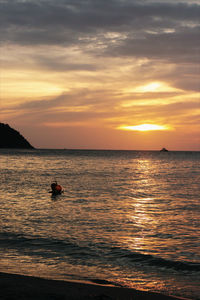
[{"xmin": 0, "ymin": 272, "xmax": 191, "ymax": 300}]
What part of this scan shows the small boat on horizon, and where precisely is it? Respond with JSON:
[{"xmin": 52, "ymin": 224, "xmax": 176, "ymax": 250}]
[{"xmin": 160, "ymin": 148, "xmax": 169, "ymax": 152}]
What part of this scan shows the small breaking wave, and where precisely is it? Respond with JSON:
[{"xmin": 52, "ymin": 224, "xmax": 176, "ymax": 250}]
[
  {"xmin": 109, "ymin": 246, "xmax": 200, "ymax": 272},
  {"xmin": 0, "ymin": 232, "xmax": 97, "ymax": 260},
  {"xmin": 1, "ymin": 232, "xmax": 199, "ymax": 273}
]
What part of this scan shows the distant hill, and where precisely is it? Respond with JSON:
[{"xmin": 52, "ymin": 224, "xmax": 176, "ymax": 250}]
[{"xmin": 0, "ymin": 123, "xmax": 34, "ymax": 149}]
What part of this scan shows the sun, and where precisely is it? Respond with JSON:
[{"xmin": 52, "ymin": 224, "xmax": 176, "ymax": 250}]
[{"xmin": 118, "ymin": 124, "xmax": 170, "ymax": 131}]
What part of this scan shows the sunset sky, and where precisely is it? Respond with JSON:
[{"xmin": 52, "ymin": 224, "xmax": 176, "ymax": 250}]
[{"xmin": 1, "ymin": 0, "xmax": 200, "ymax": 150}]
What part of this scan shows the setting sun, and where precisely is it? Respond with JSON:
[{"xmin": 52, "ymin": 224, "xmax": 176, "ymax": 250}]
[{"xmin": 118, "ymin": 124, "xmax": 170, "ymax": 131}]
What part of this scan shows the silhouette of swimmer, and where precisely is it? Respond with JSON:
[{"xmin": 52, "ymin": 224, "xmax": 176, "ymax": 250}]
[{"xmin": 51, "ymin": 181, "xmax": 63, "ymax": 194}]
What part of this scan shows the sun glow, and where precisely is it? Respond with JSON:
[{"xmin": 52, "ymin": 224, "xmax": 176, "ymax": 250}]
[
  {"xmin": 125, "ymin": 81, "xmax": 181, "ymax": 94},
  {"xmin": 138, "ymin": 82, "xmax": 161, "ymax": 92},
  {"xmin": 118, "ymin": 124, "xmax": 170, "ymax": 131}
]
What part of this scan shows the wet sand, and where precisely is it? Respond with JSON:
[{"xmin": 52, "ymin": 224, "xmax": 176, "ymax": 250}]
[{"xmin": 0, "ymin": 272, "xmax": 190, "ymax": 300}]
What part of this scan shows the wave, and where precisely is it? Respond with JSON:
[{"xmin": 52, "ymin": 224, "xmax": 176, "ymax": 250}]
[
  {"xmin": 1, "ymin": 232, "xmax": 199, "ymax": 272},
  {"xmin": 0, "ymin": 232, "xmax": 97, "ymax": 260},
  {"xmin": 109, "ymin": 247, "xmax": 200, "ymax": 272},
  {"xmin": 128, "ymin": 252, "xmax": 200, "ymax": 271}
]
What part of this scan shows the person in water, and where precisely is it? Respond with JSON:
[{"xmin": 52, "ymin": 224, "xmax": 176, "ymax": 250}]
[{"xmin": 51, "ymin": 181, "xmax": 62, "ymax": 194}]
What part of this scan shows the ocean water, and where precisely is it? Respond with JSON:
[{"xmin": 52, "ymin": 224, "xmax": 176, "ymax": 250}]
[{"xmin": 0, "ymin": 149, "xmax": 199, "ymax": 299}]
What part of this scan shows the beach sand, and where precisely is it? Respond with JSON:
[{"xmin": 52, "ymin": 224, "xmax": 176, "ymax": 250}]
[{"xmin": 0, "ymin": 272, "xmax": 190, "ymax": 300}]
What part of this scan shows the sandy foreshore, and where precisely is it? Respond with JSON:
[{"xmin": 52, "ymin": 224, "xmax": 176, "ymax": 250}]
[{"xmin": 0, "ymin": 272, "xmax": 190, "ymax": 300}]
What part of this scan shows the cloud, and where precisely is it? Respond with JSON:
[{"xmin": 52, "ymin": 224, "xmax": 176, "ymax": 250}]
[
  {"xmin": 31, "ymin": 54, "xmax": 99, "ymax": 72},
  {"xmin": 1, "ymin": 0, "xmax": 199, "ymax": 150},
  {"xmin": 1, "ymin": 1, "xmax": 199, "ymax": 74},
  {"xmin": 1, "ymin": 1, "xmax": 199, "ymax": 49},
  {"xmin": 2, "ymin": 88, "xmax": 199, "ymax": 131},
  {"xmin": 1, "ymin": 0, "xmax": 199, "ymax": 84},
  {"xmin": 105, "ymin": 26, "xmax": 200, "ymax": 63}
]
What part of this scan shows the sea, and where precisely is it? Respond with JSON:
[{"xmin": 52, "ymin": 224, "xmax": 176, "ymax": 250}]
[{"xmin": 0, "ymin": 149, "xmax": 199, "ymax": 299}]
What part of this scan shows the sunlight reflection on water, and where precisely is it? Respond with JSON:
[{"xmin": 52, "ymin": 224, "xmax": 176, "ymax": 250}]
[{"xmin": 0, "ymin": 149, "xmax": 200, "ymax": 299}]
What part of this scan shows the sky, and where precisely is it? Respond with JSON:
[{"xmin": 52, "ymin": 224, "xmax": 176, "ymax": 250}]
[{"xmin": 0, "ymin": 0, "xmax": 200, "ymax": 150}]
